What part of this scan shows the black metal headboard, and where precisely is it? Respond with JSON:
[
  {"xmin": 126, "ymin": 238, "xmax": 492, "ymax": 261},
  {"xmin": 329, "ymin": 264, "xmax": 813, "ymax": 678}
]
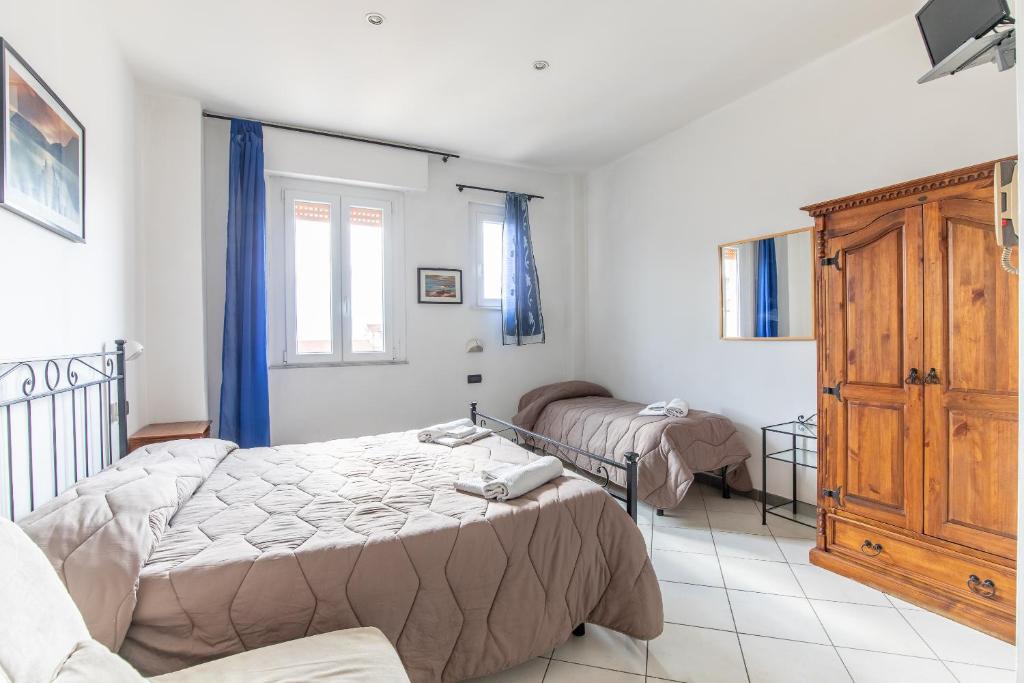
[{"xmin": 0, "ymin": 340, "xmax": 128, "ymax": 520}]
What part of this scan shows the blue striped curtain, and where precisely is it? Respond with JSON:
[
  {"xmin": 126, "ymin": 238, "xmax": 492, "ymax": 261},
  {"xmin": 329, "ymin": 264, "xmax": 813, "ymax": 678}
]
[
  {"xmin": 755, "ymin": 238, "xmax": 779, "ymax": 337},
  {"xmin": 501, "ymin": 193, "xmax": 545, "ymax": 345},
  {"xmin": 218, "ymin": 119, "xmax": 271, "ymax": 447}
]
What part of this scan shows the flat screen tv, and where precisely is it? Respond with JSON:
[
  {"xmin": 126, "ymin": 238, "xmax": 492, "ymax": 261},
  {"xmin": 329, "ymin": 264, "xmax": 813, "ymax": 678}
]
[{"xmin": 917, "ymin": 0, "xmax": 1012, "ymax": 66}]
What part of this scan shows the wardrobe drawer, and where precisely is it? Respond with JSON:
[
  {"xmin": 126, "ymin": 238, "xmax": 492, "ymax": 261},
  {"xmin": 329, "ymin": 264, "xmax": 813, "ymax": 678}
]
[{"xmin": 830, "ymin": 516, "xmax": 1015, "ymax": 614}]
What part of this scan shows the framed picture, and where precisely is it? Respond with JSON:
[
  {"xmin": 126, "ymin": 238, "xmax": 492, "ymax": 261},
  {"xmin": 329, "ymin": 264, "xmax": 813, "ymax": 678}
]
[
  {"xmin": 1, "ymin": 39, "xmax": 85, "ymax": 242},
  {"xmin": 417, "ymin": 267, "xmax": 463, "ymax": 304}
]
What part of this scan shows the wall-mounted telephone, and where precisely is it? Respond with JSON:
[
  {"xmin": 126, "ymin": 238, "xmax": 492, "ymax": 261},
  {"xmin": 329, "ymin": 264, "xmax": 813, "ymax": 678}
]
[{"xmin": 994, "ymin": 159, "xmax": 1019, "ymax": 275}]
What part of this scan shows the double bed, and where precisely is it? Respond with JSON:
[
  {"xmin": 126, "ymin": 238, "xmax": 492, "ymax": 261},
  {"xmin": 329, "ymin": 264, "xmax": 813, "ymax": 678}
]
[{"xmin": 5, "ymin": 350, "xmax": 662, "ymax": 683}]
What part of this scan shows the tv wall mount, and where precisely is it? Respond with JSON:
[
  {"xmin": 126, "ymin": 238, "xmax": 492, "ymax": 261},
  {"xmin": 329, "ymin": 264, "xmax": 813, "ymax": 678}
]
[{"xmin": 919, "ymin": 24, "xmax": 1015, "ymax": 84}]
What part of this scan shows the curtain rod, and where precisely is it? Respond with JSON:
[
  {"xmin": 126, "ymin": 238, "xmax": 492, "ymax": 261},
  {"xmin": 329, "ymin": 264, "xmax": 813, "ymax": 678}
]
[
  {"xmin": 202, "ymin": 111, "xmax": 460, "ymax": 162},
  {"xmin": 456, "ymin": 184, "xmax": 544, "ymax": 200}
]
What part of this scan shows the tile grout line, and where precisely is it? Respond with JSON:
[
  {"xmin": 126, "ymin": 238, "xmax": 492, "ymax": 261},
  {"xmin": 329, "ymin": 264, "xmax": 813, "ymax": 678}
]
[
  {"xmin": 890, "ymin": 603, "xmax": 964, "ymax": 682},
  {"xmin": 570, "ymin": 615, "xmax": 1005, "ymax": 667},
  {"xmin": 883, "ymin": 579, "xmax": 1015, "ymax": 674},
  {"xmin": 538, "ymin": 655, "xmax": 552, "ymax": 682},
  {"xmin": 657, "ymin": 576, "xmax": 904, "ymax": 606},
  {"xmin": 703, "ymin": 488, "xmax": 752, "ymax": 683},
  {"xmin": 655, "ymin": 489, "xmax": 1013, "ymax": 681},
  {"xmin": 764, "ymin": 507, "xmax": 856, "ymax": 682},
  {"xmin": 546, "ymin": 657, "xmax": 646, "ymax": 680}
]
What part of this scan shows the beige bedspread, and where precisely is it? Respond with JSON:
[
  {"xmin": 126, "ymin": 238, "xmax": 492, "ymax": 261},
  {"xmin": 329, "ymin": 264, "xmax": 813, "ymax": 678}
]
[
  {"xmin": 514, "ymin": 383, "xmax": 752, "ymax": 510},
  {"xmin": 97, "ymin": 432, "xmax": 661, "ymax": 682},
  {"xmin": 18, "ymin": 439, "xmax": 236, "ymax": 653}
]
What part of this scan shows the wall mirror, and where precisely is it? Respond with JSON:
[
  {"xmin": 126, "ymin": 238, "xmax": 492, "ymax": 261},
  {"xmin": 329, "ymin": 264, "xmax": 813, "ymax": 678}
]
[{"xmin": 719, "ymin": 227, "xmax": 814, "ymax": 340}]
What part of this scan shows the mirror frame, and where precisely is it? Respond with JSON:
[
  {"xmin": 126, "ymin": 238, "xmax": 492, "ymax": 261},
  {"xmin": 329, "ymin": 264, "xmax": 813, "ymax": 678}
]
[{"xmin": 718, "ymin": 226, "xmax": 816, "ymax": 341}]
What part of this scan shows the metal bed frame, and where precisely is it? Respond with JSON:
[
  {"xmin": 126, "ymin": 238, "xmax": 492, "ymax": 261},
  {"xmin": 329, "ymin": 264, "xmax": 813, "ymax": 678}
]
[
  {"xmin": 470, "ymin": 402, "xmax": 735, "ymax": 523},
  {"xmin": 1, "ymin": 341, "xmax": 128, "ymax": 520},
  {"xmin": 470, "ymin": 402, "xmax": 641, "ymax": 522}
]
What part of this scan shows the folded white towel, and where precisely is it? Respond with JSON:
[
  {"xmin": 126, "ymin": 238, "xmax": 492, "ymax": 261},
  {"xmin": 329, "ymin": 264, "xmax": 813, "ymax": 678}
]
[
  {"xmin": 435, "ymin": 426, "xmax": 492, "ymax": 447},
  {"xmin": 482, "ymin": 456, "xmax": 564, "ymax": 502},
  {"xmin": 480, "ymin": 461, "xmax": 518, "ymax": 481},
  {"xmin": 665, "ymin": 398, "xmax": 689, "ymax": 418},
  {"xmin": 638, "ymin": 401, "xmax": 666, "ymax": 417},
  {"xmin": 638, "ymin": 399, "xmax": 689, "ymax": 418},
  {"xmin": 454, "ymin": 474, "xmax": 488, "ymax": 497},
  {"xmin": 446, "ymin": 424, "xmax": 477, "ymax": 439},
  {"xmin": 418, "ymin": 418, "xmax": 474, "ymax": 443}
]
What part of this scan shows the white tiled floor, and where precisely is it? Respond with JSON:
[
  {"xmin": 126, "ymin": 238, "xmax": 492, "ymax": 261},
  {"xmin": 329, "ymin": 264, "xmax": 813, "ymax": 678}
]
[{"xmin": 469, "ymin": 482, "xmax": 1016, "ymax": 682}]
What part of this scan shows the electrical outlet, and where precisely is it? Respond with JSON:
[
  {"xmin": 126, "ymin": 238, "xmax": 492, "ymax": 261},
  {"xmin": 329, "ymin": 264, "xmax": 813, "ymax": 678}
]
[{"xmin": 467, "ymin": 374, "xmax": 482, "ymax": 384}]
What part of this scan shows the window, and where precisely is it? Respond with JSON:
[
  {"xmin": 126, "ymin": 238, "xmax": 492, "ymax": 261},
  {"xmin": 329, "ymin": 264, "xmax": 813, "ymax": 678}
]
[
  {"xmin": 471, "ymin": 203, "xmax": 504, "ymax": 308},
  {"xmin": 269, "ymin": 178, "xmax": 405, "ymax": 365}
]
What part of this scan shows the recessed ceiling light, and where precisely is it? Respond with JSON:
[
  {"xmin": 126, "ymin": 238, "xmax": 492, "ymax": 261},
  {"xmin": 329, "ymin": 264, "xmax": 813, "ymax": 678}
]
[
  {"xmin": 366, "ymin": 12, "xmax": 385, "ymax": 26},
  {"xmin": 533, "ymin": 60, "xmax": 550, "ymax": 71}
]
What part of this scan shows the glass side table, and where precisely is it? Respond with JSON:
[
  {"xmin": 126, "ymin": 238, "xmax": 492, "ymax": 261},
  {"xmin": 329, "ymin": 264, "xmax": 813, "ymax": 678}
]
[{"xmin": 761, "ymin": 416, "xmax": 817, "ymax": 528}]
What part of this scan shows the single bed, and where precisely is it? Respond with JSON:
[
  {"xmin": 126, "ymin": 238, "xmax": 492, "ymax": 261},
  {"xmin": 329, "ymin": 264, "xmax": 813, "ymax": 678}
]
[{"xmin": 510, "ymin": 381, "xmax": 753, "ymax": 511}]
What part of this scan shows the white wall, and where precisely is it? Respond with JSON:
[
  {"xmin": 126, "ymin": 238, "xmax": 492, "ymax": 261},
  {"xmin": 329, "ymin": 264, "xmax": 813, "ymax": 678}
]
[
  {"xmin": 0, "ymin": 0, "xmax": 143, "ymax": 516},
  {"xmin": 0, "ymin": 0, "xmax": 141, "ymax": 370},
  {"xmin": 0, "ymin": 3, "xmax": 143, "ymax": 406},
  {"xmin": 263, "ymin": 126, "xmax": 428, "ymax": 191},
  {"xmin": 584, "ymin": 15, "xmax": 1018, "ymax": 501},
  {"xmin": 203, "ymin": 118, "xmax": 578, "ymax": 444},
  {"xmin": 135, "ymin": 91, "xmax": 207, "ymax": 422}
]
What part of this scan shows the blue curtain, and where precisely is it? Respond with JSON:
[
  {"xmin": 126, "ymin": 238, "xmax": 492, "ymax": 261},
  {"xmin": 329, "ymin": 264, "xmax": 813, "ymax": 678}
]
[
  {"xmin": 218, "ymin": 119, "xmax": 270, "ymax": 447},
  {"xmin": 755, "ymin": 238, "xmax": 779, "ymax": 337},
  {"xmin": 501, "ymin": 193, "xmax": 545, "ymax": 345}
]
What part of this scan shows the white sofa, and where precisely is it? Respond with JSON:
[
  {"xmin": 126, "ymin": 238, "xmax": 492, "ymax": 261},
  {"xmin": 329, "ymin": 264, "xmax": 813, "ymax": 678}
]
[{"xmin": 0, "ymin": 517, "xmax": 410, "ymax": 683}]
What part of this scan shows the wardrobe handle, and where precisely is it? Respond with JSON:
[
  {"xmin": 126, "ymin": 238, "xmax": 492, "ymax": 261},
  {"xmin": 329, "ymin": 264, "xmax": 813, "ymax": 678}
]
[
  {"xmin": 905, "ymin": 368, "xmax": 921, "ymax": 385},
  {"xmin": 860, "ymin": 540, "xmax": 883, "ymax": 557},
  {"xmin": 924, "ymin": 368, "xmax": 941, "ymax": 384},
  {"xmin": 967, "ymin": 575, "xmax": 996, "ymax": 599}
]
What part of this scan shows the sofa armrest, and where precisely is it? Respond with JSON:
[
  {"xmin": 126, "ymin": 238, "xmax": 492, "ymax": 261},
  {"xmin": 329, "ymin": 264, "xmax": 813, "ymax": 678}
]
[{"xmin": 151, "ymin": 628, "xmax": 409, "ymax": 683}]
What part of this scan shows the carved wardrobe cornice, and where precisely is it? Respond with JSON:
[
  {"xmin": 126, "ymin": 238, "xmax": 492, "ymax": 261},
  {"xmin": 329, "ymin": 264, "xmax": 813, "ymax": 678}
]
[{"xmin": 800, "ymin": 157, "xmax": 1014, "ymax": 218}]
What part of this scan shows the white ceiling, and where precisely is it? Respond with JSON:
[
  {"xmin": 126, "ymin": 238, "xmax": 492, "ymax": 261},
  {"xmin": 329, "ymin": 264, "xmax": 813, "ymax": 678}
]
[{"xmin": 101, "ymin": 0, "xmax": 919, "ymax": 171}]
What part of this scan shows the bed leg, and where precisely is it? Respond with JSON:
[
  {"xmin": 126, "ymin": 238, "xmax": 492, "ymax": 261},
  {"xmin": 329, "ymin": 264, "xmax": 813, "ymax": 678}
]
[
  {"xmin": 624, "ymin": 452, "xmax": 639, "ymax": 522},
  {"xmin": 572, "ymin": 624, "xmax": 586, "ymax": 637},
  {"xmin": 720, "ymin": 466, "xmax": 731, "ymax": 499},
  {"xmin": 656, "ymin": 508, "xmax": 664, "ymax": 516}
]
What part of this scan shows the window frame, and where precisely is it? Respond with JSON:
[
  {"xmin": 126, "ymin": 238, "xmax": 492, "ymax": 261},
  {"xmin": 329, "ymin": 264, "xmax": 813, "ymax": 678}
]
[
  {"xmin": 340, "ymin": 194, "xmax": 394, "ymax": 363},
  {"xmin": 268, "ymin": 176, "xmax": 406, "ymax": 368},
  {"xmin": 470, "ymin": 202, "xmax": 505, "ymax": 309},
  {"xmin": 283, "ymin": 189, "xmax": 343, "ymax": 365}
]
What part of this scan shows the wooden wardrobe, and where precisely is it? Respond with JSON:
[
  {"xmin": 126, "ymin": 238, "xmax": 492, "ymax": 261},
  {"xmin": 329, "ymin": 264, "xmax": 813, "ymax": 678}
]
[{"xmin": 804, "ymin": 159, "xmax": 1018, "ymax": 642}]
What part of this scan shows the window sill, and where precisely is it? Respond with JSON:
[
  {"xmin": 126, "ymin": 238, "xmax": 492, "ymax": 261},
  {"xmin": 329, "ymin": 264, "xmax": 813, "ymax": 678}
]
[{"xmin": 270, "ymin": 359, "xmax": 409, "ymax": 370}]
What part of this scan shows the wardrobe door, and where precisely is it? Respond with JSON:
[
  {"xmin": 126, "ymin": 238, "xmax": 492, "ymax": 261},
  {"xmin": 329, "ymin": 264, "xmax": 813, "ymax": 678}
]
[
  {"xmin": 825, "ymin": 207, "xmax": 924, "ymax": 530},
  {"xmin": 923, "ymin": 199, "xmax": 1018, "ymax": 559}
]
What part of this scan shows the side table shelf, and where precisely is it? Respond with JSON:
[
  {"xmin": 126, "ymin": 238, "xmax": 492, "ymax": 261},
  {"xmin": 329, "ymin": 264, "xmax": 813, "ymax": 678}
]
[{"xmin": 761, "ymin": 416, "xmax": 817, "ymax": 528}]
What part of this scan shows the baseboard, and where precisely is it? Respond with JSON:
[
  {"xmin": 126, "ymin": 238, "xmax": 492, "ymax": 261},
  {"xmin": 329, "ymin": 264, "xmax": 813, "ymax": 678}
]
[{"xmin": 692, "ymin": 472, "xmax": 816, "ymax": 511}]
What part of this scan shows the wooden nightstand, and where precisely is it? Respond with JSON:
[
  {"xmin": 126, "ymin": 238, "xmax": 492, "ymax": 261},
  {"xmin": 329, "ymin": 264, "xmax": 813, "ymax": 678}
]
[{"xmin": 128, "ymin": 420, "xmax": 212, "ymax": 453}]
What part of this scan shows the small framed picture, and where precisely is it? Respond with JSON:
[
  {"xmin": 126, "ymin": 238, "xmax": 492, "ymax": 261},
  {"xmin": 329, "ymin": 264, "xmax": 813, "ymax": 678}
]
[
  {"xmin": 1, "ymin": 39, "xmax": 86, "ymax": 242},
  {"xmin": 418, "ymin": 267, "xmax": 463, "ymax": 304}
]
